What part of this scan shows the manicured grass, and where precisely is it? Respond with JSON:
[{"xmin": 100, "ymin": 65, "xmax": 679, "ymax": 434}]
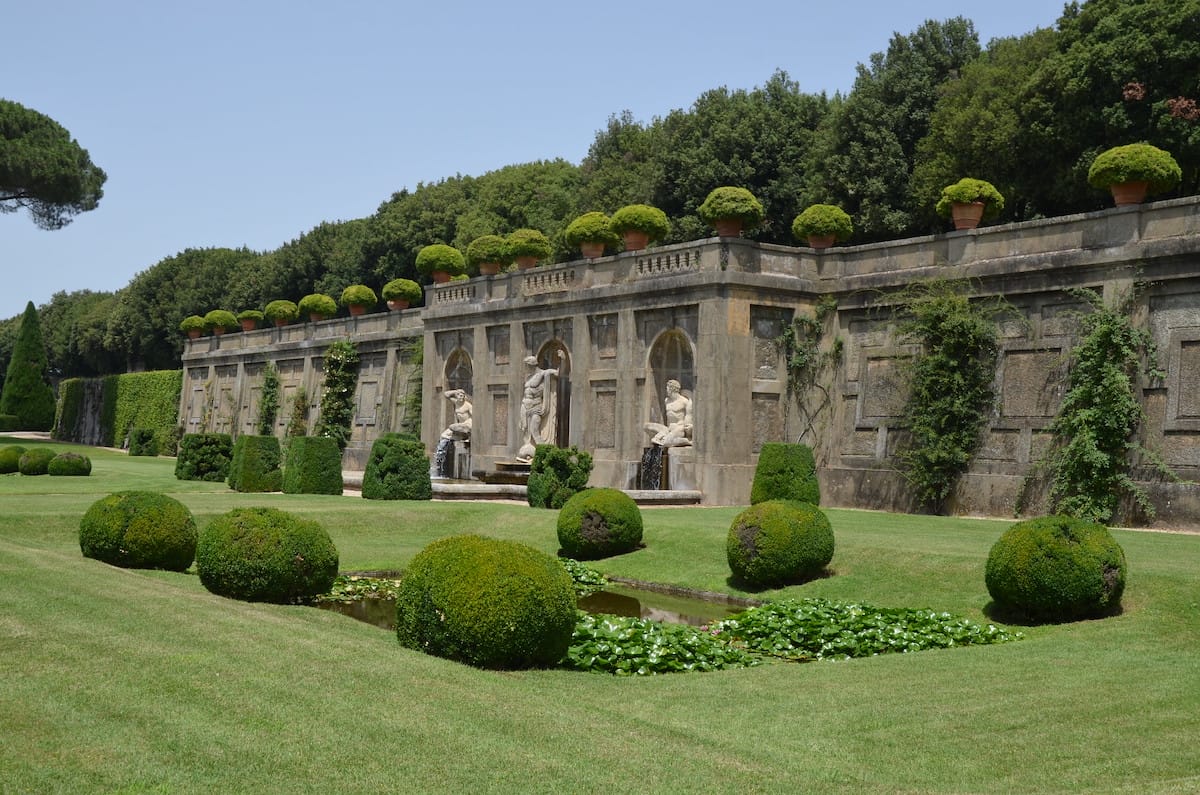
[{"xmin": 2, "ymin": 441, "xmax": 1199, "ymax": 793}]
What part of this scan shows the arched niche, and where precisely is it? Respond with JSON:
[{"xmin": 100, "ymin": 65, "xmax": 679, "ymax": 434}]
[
  {"xmin": 534, "ymin": 341, "xmax": 571, "ymax": 448},
  {"xmin": 443, "ymin": 348, "xmax": 473, "ymax": 429},
  {"xmin": 645, "ymin": 328, "xmax": 696, "ymax": 431}
]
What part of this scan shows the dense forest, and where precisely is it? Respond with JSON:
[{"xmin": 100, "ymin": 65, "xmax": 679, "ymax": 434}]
[{"xmin": 2, "ymin": 0, "xmax": 1198, "ymax": 385}]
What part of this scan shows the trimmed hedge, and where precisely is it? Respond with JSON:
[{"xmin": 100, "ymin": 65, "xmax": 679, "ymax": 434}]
[
  {"xmin": 283, "ymin": 436, "xmax": 343, "ymax": 495},
  {"xmin": 128, "ymin": 427, "xmax": 159, "ymax": 457},
  {"xmin": 228, "ymin": 435, "xmax": 283, "ymax": 493},
  {"xmin": 175, "ymin": 433, "xmax": 234, "ymax": 482},
  {"xmin": 527, "ymin": 445, "xmax": 593, "ymax": 509},
  {"xmin": 79, "ymin": 491, "xmax": 197, "ymax": 571},
  {"xmin": 727, "ymin": 500, "xmax": 835, "ymax": 587},
  {"xmin": 49, "ymin": 452, "xmax": 92, "ymax": 476},
  {"xmin": 0, "ymin": 414, "xmax": 17, "ymax": 431},
  {"xmin": 396, "ymin": 534, "xmax": 577, "ymax": 669},
  {"xmin": 55, "ymin": 370, "xmax": 182, "ymax": 453},
  {"xmin": 196, "ymin": 507, "xmax": 339, "ymax": 603},
  {"xmin": 18, "ymin": 448, "xmax": 55, "ymax": 475},
  {"xmin": 557, "ymin": 488, "xmax": 643, "ymax": 559},
  {"xmin": 750, "ymin": 443, "xmax": 820, "ymax": 505},
  {"xmin": 985, "ymin": 515, "xmax": 1127, "ymax": 623},
  {"xmin": 0, "ymin": 445, "xmax": 26, "ymax": 473},
  {"xmin": 362, "ymin": 433, "xmax": 431, "ymax": 500}
]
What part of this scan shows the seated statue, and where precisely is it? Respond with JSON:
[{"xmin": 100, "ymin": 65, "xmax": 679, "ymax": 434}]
[
  {"xmin": 440, "ymin": 389, "xmax": 472, "ymax": 441},
  {"xmin": 643, "ymin": 379, "xmax": 693, "ymax": 447}
]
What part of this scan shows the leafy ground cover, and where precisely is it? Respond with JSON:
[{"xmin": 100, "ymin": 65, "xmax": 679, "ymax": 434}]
[{"xmin": 2, "ymin": 438, "xmax": 1199, "ymax": 793}]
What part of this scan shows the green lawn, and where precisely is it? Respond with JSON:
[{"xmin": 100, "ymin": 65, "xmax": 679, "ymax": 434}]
[{"xmin": 2, "ymin": 439, "xmax": 1198, "ymax": 793}]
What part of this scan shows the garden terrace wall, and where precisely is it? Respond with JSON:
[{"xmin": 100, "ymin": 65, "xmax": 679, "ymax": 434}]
[{"xmin": 179, "ymin": 196, "xmax": 1200, "ymax": 523}]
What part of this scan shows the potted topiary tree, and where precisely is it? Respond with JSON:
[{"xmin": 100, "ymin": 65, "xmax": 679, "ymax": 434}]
[
  {"xmin": 237, "ymin": 309, "xmax": 264, "ymax": 332},
  {"xmin": 1087, "ymin": 142, "xmax": 1182, "ymax": 206},
  {"xmin": 264, "ymin": 299, "xmax": 299, "ymax": 327},
  {"xmin": 180, "ymin": 315, "xmax": 207, "ymax": 339},
  {"xmin": 465, "ymin": 234, "xmax": 511, "ymax": 276},
  {"xmin": 936, "ymin": 178, "xmax": 1005, "ymax": 230},
  {"xmin": 697, "ymin": 186, "xmax": 765, "ymax": 238},
  {"xmin": 791, "ymin": 204, "xmax": 854, "ymax": 249},
  {"xmin": 415, "ymin": 243, "xmax": 467, "ymax": 283},
  {"xmin": 564, "ymin": 212, "xmax": 619, "ymax": 259},
  {"xmin": 382, "ymin": 278, "xmax": 422, "ymax": 310},
  {"xmin": 298, "ymin": 293, "xmax": 337, "ymax": 322},
  {"xmin": 204, "ymin": 309, "xmax": 237, "ymax": 336},
  {"xmin": 340, "ymin": 284, "xmax": 377, "ymax": 316},
  {"xmin": 506, "ymin": 228, "xmax": 553, "ymax": 269},
  {"xmin": 611, "ymin": 204, "xmax": 670, "ymax": 252}
]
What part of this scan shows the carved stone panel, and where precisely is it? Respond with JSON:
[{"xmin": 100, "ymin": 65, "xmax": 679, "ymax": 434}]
[
  {"xmin": 752, "ymin": 392, "xmax": 782, "ymax": 452},
  {"xmin": 488, "ymin": 325, "xmax": 510, "ymax": 366},
  {"xmin": 861, "ymin": 357, "xmax": 910, "ymax": 419},
  {"xmin": 1177, "ymin": 341, "xmax": 1200, "ymax": 418},
  {"xmin": 1001, "ymin": 350, "xmax": 1063, "ymax": 418},
  {"xmin": 979, "ymin": 430, "xmax": 1021, "ymax": 462},
  {"xmin": 750, "ymin": 306, "xmax": 790, "ymax": 381},
  {"xmin": 490, "ymin": 388, "xmax": 508, "ymax": 447},
  {"xmin": 592, "ymin": 383, "xmax": 617, "ymax": 449},
  {"xmin": 590, "ymin": 314, "xmax": 618, "ymax": 360}
]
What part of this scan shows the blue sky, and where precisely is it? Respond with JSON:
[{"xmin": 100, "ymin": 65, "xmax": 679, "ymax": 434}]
[{"xmin": 3, "ymin": 0, "xmax": 1066, "ymax": 320}]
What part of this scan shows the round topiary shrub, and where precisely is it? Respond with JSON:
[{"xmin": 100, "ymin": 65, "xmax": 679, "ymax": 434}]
[
  {"xmin": 791, "ymin": 204, "xmax": 854, "ymax": 243},
  {"xmin": 0, "ymin": 445, "xmax": 27, "ymax": 474},
  {"xmin": 726, "ymin": 500, "xmax": 834, "ymax": 587},
  {"xmin": 465, "ymin": 235, "xmax": 512, "ymax": 270},
  {"xmin": 416, "ymin": 243, "xmax": 467, "ymax": 279},
  {"xmin": 264, "ymin": 299, "xmax": 299, "ymax": 324},
  {"xmin": 750, "ymin": 443, "xmax": 819, "ymax": 505},
  {"xmin": 196, "ymin": 507, "xmax": 339, "ymax": 603},
  {"xmin": 179, "ymin": 315, "xmax": 206, "ymax": 334},
  {"xmin": 697, "ymin": 186, "xmax": 765, "ymax": 229},
  {"xmin": 340, "ymin": 284, "xmax": 377, "ymax": 309},
  {"xmin": 204, "ymin": 309, "xmax": 238, "ymax": 332},
  {"xmin": 18, "ymin": 447, "xmax": 55, "ymax": 475},
  {"xmin": 506, "ymin": 228, "xmax": 553, "ymax": 262},
  {"xmin": 985, "ymin": 515, "xmax": 1127, "ymax": 623},
  {"xmin": 48, "ymin": 452, "xmax": 92, "ymax": 476},
  {"xmin": 1087, "ymin": 142, "xmax": 1181, "ymax": 194},
  {"xmin": 396, "ymin": 534, "xmax": 577, "ymax": 669},
  {"xmin": 611, "ymin": 204, "xmax": 671, "ymax": 242},
  {"xmin": 563, "ymin": 212, "xmax": 619, "ymax": 249},
  {"xmin": 557, "ymin": 487, "xmax": 644, "ymax": 559},
  {"xmin": 362, "ymin": 433, "xmax": 431, "ymax": 500},
  {"xmin": 381, "ymin": 278, "xmax": 423, "ymax": 304},
  {"xmin": 298, "ymin": 293, "xmax": 337, "ymax": 319},
  {"xmin": 935, "ymin": 177, "xmax": 1005, "ymax": 221},
  {"xmin": 79, "ymin": 491, "xmax": 197, "ymax": 571}
]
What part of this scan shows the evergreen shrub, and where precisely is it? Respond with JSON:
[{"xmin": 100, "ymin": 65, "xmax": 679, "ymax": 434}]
[
  {"xmin": 196, "ymin": 507, "xmax": 338, "ymax": 603},
  {"xmin": 750, "ymin": 443, "xmax": 820, "ymax": 505},
  {"xmin": 361, "ymin": 433, "xmax": 431, "ymax": 500},
  {"xmin": 18, "ymin": 447, "xmax": 55, "ymax": 475},
  {"xmin": 697, "ymin": 186, "xmax": 765, "ymax": 228},
  {"xmin": 415, "ymin": 244, "xmax": 467, "ymax": 278},
  {"xmin": 0, "ymin": 302, "xmax": 56, "ymax": 431},
  {"xmin": 505, "ymin": 228, "xmax": 553, "ymax": 261},
  {"xmin": 935, "ymin": 178, "xmax": 1005, "ymax": 220},
  {"xmin": 791, "ymin": 204, "xmax": 854, "ymax": 242},
  {"xmin": 556, "ymin": 487, "xmax": 643, "ymax": 559},
  {"xmin": 298, "ymin": 293, "xmax": 337, "ymax": 319},
  {"xmin": 381, "ymin": 278, "xmax": 423, "ymax": 303},
  {"xmin": 727, "ymin": 500, "xmax": 834, "ymax": 587},
  {"xmin": 175, "ymin": 433, "xmax": 233, "ymax": 482},
  {"xmin": 128, "ymin": 427, "xmax": 159, "ymax": 457},
  {"xmin": 264, "ymin": 300, "xmax": 299, "ymax": 324},
  {"xmin": 1087, "ymin": 142, "xmax": 1181, "ymax": 194},
  {"xmin": 0, "ymin": 414, "xmax": 17, "ymax": 431},
  {"xmin": 563, "ymin": 212, "xmax": 619, "ymax": 248},
  {"xmin": 340, "ymin": 284, "xmax": 377, "ymax": 309},
  {"xmin": 48, "ymin": 452, "xmax": 91, "ymax": 476},
  {"xmin": 203, "ymin": 309, "xmax": 237, "ymax": 332},
  {"xmin": 228, "ymin": 435, "xmax": 283, "ymax": 492},
  {"xmin": 465, "ymin": 235, "xmax": 511, "ymax": 269},
  {"xmin": 0, "ymin": 445, "xmax": 26, "ymax": 473},
  {"xmin": 611, "ymin": 204, "xmax": 670, "ymax": 241},
  {"xmin": 527, "ymin": 444, "xmax": 593, "ymax": 508},
  {"xmin": 283, "ymin": 436, "xmax": 343, "ymax": 494},
  {"xmin": 396, "ymin": 534, "xmax": 577, "ymax": 669},
  {"xmin": 79, "ymin": 491, "xmax": 197, "ymax": 571},
  {"xmin": 985, "ymin": 515, "xmax": 1127, "ymax": 623}
]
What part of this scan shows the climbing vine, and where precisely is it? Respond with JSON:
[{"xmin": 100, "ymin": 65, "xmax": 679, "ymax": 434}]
[
  {"xmin": 395, "ymin": 337, "xmax": 423, "ymax": 436},
  {"xmin": 895, "ymin": 281, "xmax": 1006, "ymax": 512},
  {"xmin": 257, "ymin": 363, "xmax": 280, "ymax": 436},
  {"xmin": 314, "ymin": 339, "xmax": 360, "ymax": 451},
  {"xmin": 1039, "ymin": 288, "xmax": 1172, "ymax": 522},
  {"xmin": 286, "ymin": 385, "xmax": 309, "ymax": 440},
  {"xmin": 779, "ymin": 295, "xmax": 841, "ymax": 444}
]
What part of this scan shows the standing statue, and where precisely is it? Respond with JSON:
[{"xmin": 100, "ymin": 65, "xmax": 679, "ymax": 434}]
[
  {"xmin": 517, "ymin": 351, "xmax": 563, "ymax": 462},
  {"xmin": 440, "ymin": 389, "xmax": 472, "ymax": 441},
  {"xmin": 644, "ymin": 379, "xmax": 693, "ymax": 447}
]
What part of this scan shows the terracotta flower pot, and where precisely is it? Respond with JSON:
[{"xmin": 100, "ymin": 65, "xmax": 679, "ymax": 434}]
[
  {"xmin": 274, "ymin": 318, "xmax": 289, "ymax": 328},
  {"xmin": 951, "ymin": 201, "xmax": 986, "ymax": 230},
  {"xmin": 387, "ymin": 299, "xmax": 410, "ymax": 311},
  {"xmin": 478, "ymin": 261, "xmax": 501, "ymax": 276},
  {"xmin": 515, "ymin": 255, "xmax": 539, "ymax": 270},
  {"xmin": 713, "ymin": 218, "xmax": 744, "ymax": 237},
  {"xmin": 431, "ymin": 270, "xmax": 452, "ymax": 284},
  {"xmin": 1110, "ymin": 181, "xmax": 1149, "ymax": 206},
  {"xmin": 348, "ymin": 304, "xmax": 366, "ymax": 316},
  {"xmin": 186, "ymin": 329, "xmax": 202, "ymax": 340},
  {"xmin": 807, "ymin": 234, "xmax": 836, "ymax": 250},
  {"xmin": 622, "ymin": 230, "xmax": 650, "ymax": 252},
  {"xmin": 579, "ymin": 242, "xmax": 605, "ymax": 259},
  {"xmin": 240, "ymin": 319, "xmax": 257, "ymax": 332},
  {"xmin": 212, "ymin": 326, "xmax": 226, "ymax": 336},
  {"xmin": 308, "ymin": 313, "xmax": 325, "ymax": 322}
]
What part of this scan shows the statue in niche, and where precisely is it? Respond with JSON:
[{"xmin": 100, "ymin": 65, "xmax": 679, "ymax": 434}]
[
  {"xmin": 439, "ymin": 389, "xmax": 472, "ymax": 441},
  {"xmin": 517, "ymin": 351, "xmax": 563, "ymax": 462},
  {"xmin": 644, "ymin": 379, "xmax": 693, "ymax": 447}
]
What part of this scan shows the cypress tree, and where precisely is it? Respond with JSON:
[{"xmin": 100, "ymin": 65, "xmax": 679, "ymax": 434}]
[{"xmin": 0, "ymin": 302, "xmax": 56, "ymax": 430}]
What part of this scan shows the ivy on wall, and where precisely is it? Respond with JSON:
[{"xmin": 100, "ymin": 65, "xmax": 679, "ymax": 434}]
[
  {"xmin": 895, "ymin": 281, "xmax": 1006, "ymax": 512},
  {"xmin": 53, "ymin": 370, "xmax": 182, "ymax": 454},
  {"xmin": 314, "ymin": 339, "xmax": 360, "ymax": 451},
  {"xmin": 257, "ymin": 363, "xmax": 280, "ymax": 436},
  {"xmin": 778, "ymin": 295, "xmax": 841, "ymax": 445}
]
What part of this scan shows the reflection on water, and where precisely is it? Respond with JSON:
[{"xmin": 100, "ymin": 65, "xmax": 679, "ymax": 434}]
[{"xmin": 318, "ymin": 583, "xmax": 746, "ymax": 630}]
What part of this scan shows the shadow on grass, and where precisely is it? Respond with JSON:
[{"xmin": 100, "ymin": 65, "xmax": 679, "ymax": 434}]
[
  {"xmin": 724, "ymin": 566, "xmax": 836, "ymax": 595},
  {"xmin": 982, "ymin": 598, "xmax": 1126, "ymax": 627}
]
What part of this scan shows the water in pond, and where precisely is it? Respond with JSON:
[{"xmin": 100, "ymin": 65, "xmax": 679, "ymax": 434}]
[{"xmin": 318, "ymin": 583, "xmax": 746, "ymax": 631}]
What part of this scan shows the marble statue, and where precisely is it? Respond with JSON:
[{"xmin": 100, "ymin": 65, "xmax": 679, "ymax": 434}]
[
  {"xmin": 517, "ymin": 351, "xmax": 563, "ymax": 462},
  {"xmin": 644, "ymin": 379, "xmax": 693, "ymax": 447},
  {"xmin": 439, "ymin": 389, "xmax": 472, "ymax": 441}
]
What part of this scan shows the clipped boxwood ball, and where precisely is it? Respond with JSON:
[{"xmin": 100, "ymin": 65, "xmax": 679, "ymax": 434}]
[
  {"xmin": 396, "ymin": 534, "xmax": 577, "ymax": 670},
  {"xmin": 18, "ymin": 447, "xmax": 56, "ymax": 475},
  {"xmin": 985, "ymin": 515, "xmax": 1127, "ymax": 623},
  {"xmin": 79, "ymin": 491, "xmax": 197, "ymax": 571},
  {"xmin": 727, "ymin": 500, "xmax": 834, "ymax": 587},
  {"xmin": 750, "ymin": 443, "xmax": 819, "ymax": 505},
  {"xmin": 0, "ymin": 445, "xmax": 27, "ymax": 474},
  {"xmin": 49, "ymin": 452, "xmax": 92, "ymax": 476},
  {"xmin": 196, "ymin": 507, "xmax": 339, "ymax": 603},
  {"xmin": 557, "ymin": 487, "xmax": 643, "ymax": 559}
]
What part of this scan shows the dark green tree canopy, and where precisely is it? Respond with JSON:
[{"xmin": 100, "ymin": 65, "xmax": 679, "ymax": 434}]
[
  {"xmin": 0, "ymin": 301, "xmax": 56, "ymax": 430},
  {"xmin": 0, "ymin": 99, "xmax": 107, "ymax": 229}
]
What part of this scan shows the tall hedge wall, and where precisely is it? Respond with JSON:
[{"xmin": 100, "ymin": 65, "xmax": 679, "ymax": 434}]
[{"xmin": 54, "ymin": 370, "xmax": 183, "ymax": 454}]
